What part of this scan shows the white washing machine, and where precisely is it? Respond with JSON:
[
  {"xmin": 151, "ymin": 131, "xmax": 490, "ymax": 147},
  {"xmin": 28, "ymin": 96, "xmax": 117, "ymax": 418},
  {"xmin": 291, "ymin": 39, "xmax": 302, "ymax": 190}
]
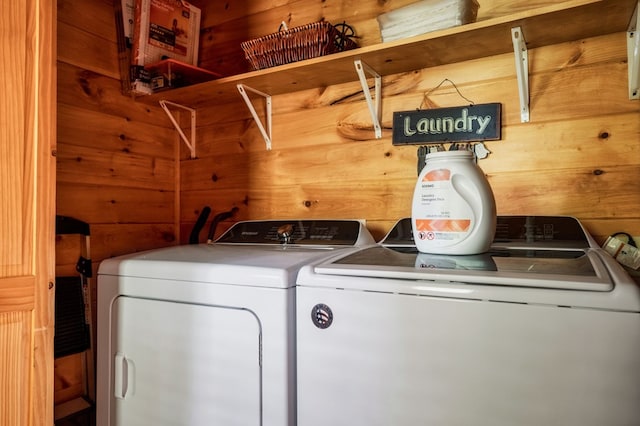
[
  {"xmin": 96, "ymin": 219, "xmax": 374, "ymax": 426},
  {"xmin": 296, "ymin": 216, "xmax": 640, "ymax": 426}
]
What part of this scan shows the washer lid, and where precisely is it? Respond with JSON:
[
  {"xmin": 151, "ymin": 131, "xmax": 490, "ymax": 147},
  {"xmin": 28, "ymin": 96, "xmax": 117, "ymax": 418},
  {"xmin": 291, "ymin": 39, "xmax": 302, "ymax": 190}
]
[
  {"xmin": 381, "ymin": 216, "xmax": 599, "ymax": 250},
  {"xmin": 314, "ymin": 246, "xmax": 613, "ymax": 291}
]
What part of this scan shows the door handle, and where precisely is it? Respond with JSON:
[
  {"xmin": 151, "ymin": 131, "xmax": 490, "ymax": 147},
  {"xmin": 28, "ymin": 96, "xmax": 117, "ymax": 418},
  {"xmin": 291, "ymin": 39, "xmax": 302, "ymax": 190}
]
[{"xmin": 114, "ymin": 352, "xmax": 134, "ymax": 399}]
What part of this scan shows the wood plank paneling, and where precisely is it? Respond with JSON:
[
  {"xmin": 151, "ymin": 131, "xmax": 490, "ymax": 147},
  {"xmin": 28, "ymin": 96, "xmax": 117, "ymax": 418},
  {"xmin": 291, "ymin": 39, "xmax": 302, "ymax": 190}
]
[
  {"xmin": 54, "ymin": 354, "xmax": 84, "ymax": 405},
  {"xmin": 34, "ymin": 0, "xmax": 57, "ymax": 420},
  {"xmin": 57, "ymin": 20, "xmax": 120, "ymax": 79},
  {"xmin": 57, "ymin": 184, "xmax": 175, "ymax": 224},
  {"xmin": 58, "ymin": 104, "xmax": 176, "ymax": 159},
  {"xmin": 180, "ymin": 162, "xmax": 640, "ymax": 230},
  {"xmin": 489, "ymin": 165, "xmax": 640, "ymax": 219},
  {"xmin": 57, "ymin": 61, "xmax": 169, "ymax": 123},
  {"xmin": 57, "ymin": 144, "xmax": 175, "ymax": 191},
  {"xmin": 56, "ymin": 0, "xmax": 178, "ymax": 410},
  {"xmin": 197, "ymin": 0, "xmax": 439, "ymax": 75},
  {"xmin": 0, "ymin": 311, "xmax": 32, "ymax": 426},
  {"xmin": 90, "ymin": 224, "xmax": 177, "ymax": 260},
  {"xmin": 1, "ymin": 0, "xmax": 28, "ymax": 277},
  {"xmin": 1, "ymin": 0, "xmax": 56, "ymax": 423},
  {"xmin": 58, "ymin": 0, "xmax": 116, "ymax": 41},
  {"xmin": 0, "ymin": 277, "xmax": 35, "ymax": 313},
  {"xmin": 190, "ymin": 31, "xmax": 628, "ymax": 133},
  {"xmin": 181, "ymin": 107, "xmax": 638, "ymax": 193},
  {"xmin": 195, "ymin": 0, "xmax": 563, "ymax": 77},
  {"xmin": 57, "ymin": 0, "xmax": 119, "ymax": 78},
  {"xmin": 192, "ymin": 0, "xmax": 554, "ymax": 31},
  {"xmin": 181, "ymin": 30, "xmax": 640, "ymax": 247}
]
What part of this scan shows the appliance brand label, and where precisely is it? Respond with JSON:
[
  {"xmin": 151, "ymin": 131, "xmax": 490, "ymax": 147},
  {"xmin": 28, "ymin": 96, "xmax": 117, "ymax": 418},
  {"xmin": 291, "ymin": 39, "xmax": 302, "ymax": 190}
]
[{"xmin": 392, "ymin": 103, "xmax": 501, "ymax": 145}]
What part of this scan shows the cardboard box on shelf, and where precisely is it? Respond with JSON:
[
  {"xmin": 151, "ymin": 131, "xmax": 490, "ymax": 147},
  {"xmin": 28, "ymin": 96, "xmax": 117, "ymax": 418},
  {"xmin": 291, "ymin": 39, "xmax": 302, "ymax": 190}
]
[{"xmin": 131, "ymin": 0, "xmax": 201, "ymax": 94}]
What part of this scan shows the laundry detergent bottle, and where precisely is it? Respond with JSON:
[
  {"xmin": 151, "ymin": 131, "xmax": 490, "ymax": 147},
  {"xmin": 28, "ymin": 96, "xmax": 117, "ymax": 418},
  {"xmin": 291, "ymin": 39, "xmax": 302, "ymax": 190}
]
[{"xmin": 411, "ymin": 150, "xmax": 496, "ymax": 255}]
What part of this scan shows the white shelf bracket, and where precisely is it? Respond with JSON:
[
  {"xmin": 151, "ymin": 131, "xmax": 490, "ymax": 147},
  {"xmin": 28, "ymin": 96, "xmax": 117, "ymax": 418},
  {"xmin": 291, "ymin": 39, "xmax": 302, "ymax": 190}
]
[
  {"xmin": 628, "ymin": 1, "xmax": 639, "ymax": 100},
  {"xmin": 159, "ymin": 100, "xmax": 197, "ymax": 158},
  {"xmin": 511, "ymin": 26, "xmax": 530, "ymax": 123},
  {"xmin": 354, "ymin": 59, "xmax": 382, "ymax": 139},
  {"xmin": 237, "ymin": 83, "xmax": 272, "ymax": 150}
]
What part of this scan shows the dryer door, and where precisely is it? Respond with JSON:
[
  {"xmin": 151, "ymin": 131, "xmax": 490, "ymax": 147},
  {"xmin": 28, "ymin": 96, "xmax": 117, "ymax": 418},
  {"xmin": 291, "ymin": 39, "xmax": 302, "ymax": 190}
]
[{"xmin": 110, "ymin": 296, "xmax": 261, "ymax": 426}]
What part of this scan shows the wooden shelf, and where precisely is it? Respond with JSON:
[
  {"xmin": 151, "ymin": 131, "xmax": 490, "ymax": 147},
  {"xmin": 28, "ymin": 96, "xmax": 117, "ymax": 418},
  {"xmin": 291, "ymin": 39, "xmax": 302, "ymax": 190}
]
[{"xmin": 140, "ymin": 0, "xmax": 637, "ymax": 107}]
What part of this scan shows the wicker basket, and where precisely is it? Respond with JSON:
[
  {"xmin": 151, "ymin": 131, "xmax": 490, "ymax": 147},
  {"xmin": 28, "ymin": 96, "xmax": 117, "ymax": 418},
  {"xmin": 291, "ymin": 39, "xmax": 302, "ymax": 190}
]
[{"xmin": 241, "ymin": 21, "xmax": 358, "ymax": 70}]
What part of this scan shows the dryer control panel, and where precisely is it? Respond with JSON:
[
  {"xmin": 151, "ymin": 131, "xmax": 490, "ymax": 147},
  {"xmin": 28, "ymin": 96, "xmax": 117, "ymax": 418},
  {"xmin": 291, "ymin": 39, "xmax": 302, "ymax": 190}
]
[{"xmin": 216, "ymin": 220, "xmax": 369, "ymax": 246}]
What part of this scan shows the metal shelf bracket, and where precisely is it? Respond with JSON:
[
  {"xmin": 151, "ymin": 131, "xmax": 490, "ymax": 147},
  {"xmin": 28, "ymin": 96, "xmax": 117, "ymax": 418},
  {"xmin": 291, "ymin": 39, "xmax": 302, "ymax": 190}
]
[
  {"xmin": 511, "ymin": 26, "xmax": 530, "ymax": 123},
  {"xmin": 159, "ymin": 100, "xmax": 197, "ymax": 158},
  {"xmin": 354, "ymin": 60, "xmax": 382, "ymax": 139},
  {"xmin": 237, "ymin": 83, "xmax": 273, "ymax": 150},
  {"xmin": 628, "ymin": 1, "xmax": 639, "ymax": 100}
]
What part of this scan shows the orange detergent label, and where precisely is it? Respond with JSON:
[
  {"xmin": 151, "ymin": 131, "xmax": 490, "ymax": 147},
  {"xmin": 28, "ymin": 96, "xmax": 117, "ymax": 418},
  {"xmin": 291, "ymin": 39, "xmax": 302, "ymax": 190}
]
[
  {"xmin": 422, "ymin": 168, "xmax": 451, "ymax": 182},
  {"xmin": 415, "ymin": 219, "xmax": 472, "ymax": 233}
]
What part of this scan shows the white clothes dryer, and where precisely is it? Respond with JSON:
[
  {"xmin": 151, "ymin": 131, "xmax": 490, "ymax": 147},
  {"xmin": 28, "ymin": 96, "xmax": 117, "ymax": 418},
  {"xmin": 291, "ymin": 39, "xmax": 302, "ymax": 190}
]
[
  {"xmin": 296, "ymin": 216, "xmax": 640, "ymax": 426},
  {"xmin": 96, "ymin": 219, "xmax": 374, "ymax": 426}
]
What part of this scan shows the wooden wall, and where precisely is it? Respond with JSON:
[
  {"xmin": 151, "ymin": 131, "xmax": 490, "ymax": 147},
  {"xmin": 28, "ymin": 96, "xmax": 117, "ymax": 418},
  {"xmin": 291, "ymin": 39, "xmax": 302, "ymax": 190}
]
[
  {"xmin": 180, "ymin": 0, "xmax": 640, "ymax": 244},
  {"xmin": 55, "ymin": 0, "xmax": 640, "ymax": 407},
  {"xmin": 56, "ymin": 0, "xmax": 176, "ymax": 406}
]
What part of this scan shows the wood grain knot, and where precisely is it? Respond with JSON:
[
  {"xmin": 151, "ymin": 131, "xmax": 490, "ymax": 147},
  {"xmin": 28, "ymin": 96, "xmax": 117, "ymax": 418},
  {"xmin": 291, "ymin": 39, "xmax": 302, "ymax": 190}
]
[{"xmin": 79, "ymin": 78, "xmax": 91, "ymax": 96}]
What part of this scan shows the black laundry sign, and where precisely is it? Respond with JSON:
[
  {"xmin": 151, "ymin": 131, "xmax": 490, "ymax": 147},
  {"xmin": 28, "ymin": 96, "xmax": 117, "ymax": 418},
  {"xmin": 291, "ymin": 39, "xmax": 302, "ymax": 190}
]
[{"xmin": 392, "ymin": 103, "xmax": 501, "ymax": 145}]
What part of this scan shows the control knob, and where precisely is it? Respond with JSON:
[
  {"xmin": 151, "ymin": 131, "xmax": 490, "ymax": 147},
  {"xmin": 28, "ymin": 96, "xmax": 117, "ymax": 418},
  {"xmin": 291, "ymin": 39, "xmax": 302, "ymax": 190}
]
[{"xmin": 277, "ymin": 224, "xmax": 294, "ymax": 244}]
